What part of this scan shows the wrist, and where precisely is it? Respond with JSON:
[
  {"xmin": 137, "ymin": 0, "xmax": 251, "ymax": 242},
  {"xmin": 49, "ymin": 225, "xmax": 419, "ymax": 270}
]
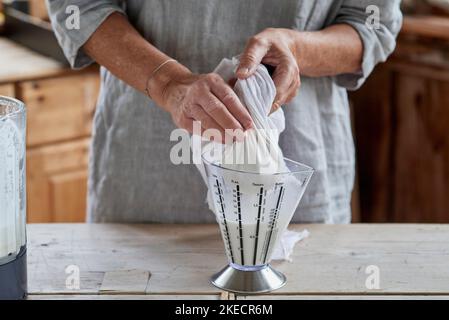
[
  {"xmin": 274, "ymin": 28, "xmax": 306, "ymax": 72},
  {"xmin": 290, "ymin": 30, "xmax": 315, "ymax": 74},
  {"xmin": 288, "ymin": 29, "xmax": 305, "ymax": 63},
  {"xmin": 146, "ymin": 61, "xmax": 192, "ymax": 111}
]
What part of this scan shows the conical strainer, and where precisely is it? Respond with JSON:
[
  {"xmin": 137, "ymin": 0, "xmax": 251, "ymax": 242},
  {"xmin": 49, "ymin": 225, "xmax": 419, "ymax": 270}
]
[{"xmin": 202, "ymin": 153, "xmax": 313, "ymax": 293}]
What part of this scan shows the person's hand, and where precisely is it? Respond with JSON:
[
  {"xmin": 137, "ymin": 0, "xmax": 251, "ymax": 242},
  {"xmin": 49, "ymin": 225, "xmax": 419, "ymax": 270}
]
[
  {"xmin": 162, "ymin": 72, "xmax": 254, "ymax": 141},
  {"xmin": 236, "ymin": 28, "xmax": 300, "ymax": 113}
]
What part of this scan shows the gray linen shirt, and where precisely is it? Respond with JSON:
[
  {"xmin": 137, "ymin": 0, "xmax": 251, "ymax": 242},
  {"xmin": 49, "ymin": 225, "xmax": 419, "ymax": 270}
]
[{"xmin": 47, "ymin": 0, "xmax": 402, "ymax": 223}]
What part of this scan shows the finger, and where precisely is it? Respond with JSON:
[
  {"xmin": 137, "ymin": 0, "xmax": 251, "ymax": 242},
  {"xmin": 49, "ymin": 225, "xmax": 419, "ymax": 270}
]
[
  {"xmin": 209, "ymin": 78, "xmax": 254, "ymax": 130},
  {"xmin": 236, "ymin": 36, "xmax": 270, "ymax": 79},
  {"xmin": 285, "ymin": 75, "xmax": 301, "ymax": 103},
  {"xmin": 179, "ymin": 117, "xmax": 227, "ymax": 143},
  {"xmin": 189, "ymin": 105, "xmax": 222, "ymax": 130},
  {"xmin": 200, "ymin": 92, "xmax": 244, "ymax": 132},
  {"xmin": 269, "ymin": 101, "xmax": 282, "ymax": 115},
  {"xmin": 271, "ymin": 60, "xmax": 299, "ymax": 109},
  {"xmin": 270, "ymin": 79, "xmax": 299, "ymax": 115},
  {"xmin": 188, "ymin": 105, "xmax": 227, "ymax": 143}
]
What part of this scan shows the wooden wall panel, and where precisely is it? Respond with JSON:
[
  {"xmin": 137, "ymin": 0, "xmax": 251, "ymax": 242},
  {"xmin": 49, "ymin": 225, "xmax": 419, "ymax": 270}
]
[
  {"xmin": 351, "ymin": 61, "xmax": 449, "ymax": 222},
  {"xmin": 393, "ymin": 73, "xmax": 449, "ymax": 222},
  {"xmin": 350, "ymin": 66, "xmax": 394, "ymax": 222}
]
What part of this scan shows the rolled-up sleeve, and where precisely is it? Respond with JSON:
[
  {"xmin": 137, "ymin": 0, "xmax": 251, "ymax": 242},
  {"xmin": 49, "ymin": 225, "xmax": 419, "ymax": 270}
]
[
  {"xmin": 46, "ymin": 0, "xmax": 125, "ymax": 69},
  {"xmin": 332, "ymin": 0, "xmax": 402, "ymax": 90}
]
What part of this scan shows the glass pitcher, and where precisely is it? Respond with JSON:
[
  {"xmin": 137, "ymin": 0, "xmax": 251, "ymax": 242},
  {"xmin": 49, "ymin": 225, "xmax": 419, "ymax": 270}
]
[{"xmin": 0, "ymin": 96, "xmax": 27, "ymax": 299}]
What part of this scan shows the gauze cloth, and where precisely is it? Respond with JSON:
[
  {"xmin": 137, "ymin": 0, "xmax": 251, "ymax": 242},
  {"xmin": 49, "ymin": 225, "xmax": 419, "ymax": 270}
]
[
  {"xmin": 193, "ymin": 57, "xmax": 308, "ymax": 261},
  {"xmin": 218, "ymin": 58, "xmax": 286, "ymax": 174}
]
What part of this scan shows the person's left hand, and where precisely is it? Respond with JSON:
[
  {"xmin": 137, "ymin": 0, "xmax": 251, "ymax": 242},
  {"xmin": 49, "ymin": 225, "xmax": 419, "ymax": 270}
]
[{"xmin": 236, "ymin": 28, "xmax": 300, "ymax": 113}]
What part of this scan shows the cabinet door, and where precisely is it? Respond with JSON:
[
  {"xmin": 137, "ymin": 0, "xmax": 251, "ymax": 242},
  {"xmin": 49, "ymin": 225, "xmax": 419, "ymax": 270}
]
[
  {"xmin": 19, "ymin": 72, "xmax": 99, "ymax": 147},
  {"xmin": 393, "ymin": 72, "xmax": 449, "ymax": 222},
  {"xmin": 27, "ymin": 139, "xmax": 90, "ymax": 222},
  {"xmin": 0, "ymin": 84, "xmax": 15, "ymax": 97},
  {"xmin": 50, "ymin": 170, "xmax": 88, "ymax": 222}
]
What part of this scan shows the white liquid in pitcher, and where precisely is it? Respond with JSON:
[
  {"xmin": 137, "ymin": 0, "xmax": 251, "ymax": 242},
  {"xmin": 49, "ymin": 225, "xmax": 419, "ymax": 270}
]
[
  {"xmin": 0, "ymin": 119, "xmax": 26, "ymax": 261},
  {"xmin": 223, "ymin": 220, "xmax": 284, "ymax": 266}
]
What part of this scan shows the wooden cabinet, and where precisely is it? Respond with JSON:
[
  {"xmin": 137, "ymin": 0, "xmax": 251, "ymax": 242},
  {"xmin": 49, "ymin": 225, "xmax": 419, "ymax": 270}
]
[
  {"xmin": 350, "ymin": 17, "xmax": 449, "ymax": 222},
  {"xmin": 27, "ymin": 139, "xmax": 90, "ymax": 222},
  {"xmin": 20, "ymin": 73, "xmax": 98, "ymax": 147},
  {"xmin": 21, "ymin": 74, "xmax": 99, "ymax": 222},
  {"xmin": 0, "ymin": 38, "xmax": 99, "ymax": 222},
  {"xmin": 0, "ymin": 84, "xmax": 15, "ymax": 96}
]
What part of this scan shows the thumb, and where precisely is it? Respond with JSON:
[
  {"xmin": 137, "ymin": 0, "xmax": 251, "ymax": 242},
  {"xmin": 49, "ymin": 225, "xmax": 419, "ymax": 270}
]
[{"xmin": 236, "ymin": 37, "xmax": 269, "ymax": 79}]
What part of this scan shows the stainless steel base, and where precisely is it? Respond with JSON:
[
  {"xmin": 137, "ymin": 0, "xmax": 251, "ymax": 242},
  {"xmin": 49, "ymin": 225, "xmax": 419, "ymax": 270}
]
[{"xmin": 210, "ymin": 264, "xmax": 286, "ymax": 294}]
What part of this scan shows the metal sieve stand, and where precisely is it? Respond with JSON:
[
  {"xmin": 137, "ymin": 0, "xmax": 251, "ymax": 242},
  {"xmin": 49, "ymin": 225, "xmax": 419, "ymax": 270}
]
[{"xmin": 210, "ymin": 263, "xmax": 286, "ymax": 294}]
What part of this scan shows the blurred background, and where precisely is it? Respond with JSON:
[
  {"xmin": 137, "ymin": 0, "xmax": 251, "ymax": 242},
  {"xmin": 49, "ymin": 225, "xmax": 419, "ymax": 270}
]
[{"xmin": 0, "ymin": 0, "xmax": 448, "ymax": 223}]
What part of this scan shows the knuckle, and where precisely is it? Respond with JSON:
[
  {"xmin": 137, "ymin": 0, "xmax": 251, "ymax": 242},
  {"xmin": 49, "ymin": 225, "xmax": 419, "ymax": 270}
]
[
  {"xmin": 221, "ymin": 92, "xmax": 237, "ymax": 105},
  {"xmin": 205, "ymin": 73, "xmax": 221, "ymax": 84},
  {"xmin": 293, "ymin": 66, "xmax": 300, "ymax": 77},
  {"xmin": 188, "ymin": 104, "xmax": 201, "ymax": 118},
  {"xmin": 286, "ymin": 62, "xmax": 298, "ymax": 75},
  {"xmin": 249, "ymin": 35, "xmax": 267, "ymax": 48},
  {"xmin": 193, "ymin": 79, "xmax": 208, "ymax": 92},
  {"xmin": 292, "ymin": 62, "xmax": 300, "ymax": 75},
  {"xmin": 188, "ymin": 108, "xmax": 205, "ymax": 126},
  {"xmin": 243, "ymin": 53, "xmax": 258, "ymax": 64},
  {"xmin": 203, "ymin": 100, "xmax": 223, "ymax": 114}
]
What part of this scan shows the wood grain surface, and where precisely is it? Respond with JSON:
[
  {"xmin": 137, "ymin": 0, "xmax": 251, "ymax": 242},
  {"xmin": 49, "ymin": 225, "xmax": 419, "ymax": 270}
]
[
  {"xmin": 27, "ymin": 223, "xmax": 449, "ymax": 299},
  {"xmin": 0, "ymin": 38, "xmax": 64, "ymax": 84}
]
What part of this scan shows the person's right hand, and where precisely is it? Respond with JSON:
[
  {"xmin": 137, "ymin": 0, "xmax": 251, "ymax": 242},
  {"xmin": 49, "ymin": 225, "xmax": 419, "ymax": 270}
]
[{"xmin": 161, "ymin": 72, "xmax": 254, "ymax": 140}]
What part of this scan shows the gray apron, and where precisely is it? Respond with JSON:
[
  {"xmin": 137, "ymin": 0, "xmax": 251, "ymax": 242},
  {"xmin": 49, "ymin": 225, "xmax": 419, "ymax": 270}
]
[{"xmin": 47, "ymin": 0, "xmax": 402, "ymax": 223}]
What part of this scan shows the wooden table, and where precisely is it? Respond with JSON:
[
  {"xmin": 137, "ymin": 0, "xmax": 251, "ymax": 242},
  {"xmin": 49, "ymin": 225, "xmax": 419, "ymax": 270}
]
[{"xmin": 27, "ymin": 223, "xmax": 449, "ymax": 300}]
